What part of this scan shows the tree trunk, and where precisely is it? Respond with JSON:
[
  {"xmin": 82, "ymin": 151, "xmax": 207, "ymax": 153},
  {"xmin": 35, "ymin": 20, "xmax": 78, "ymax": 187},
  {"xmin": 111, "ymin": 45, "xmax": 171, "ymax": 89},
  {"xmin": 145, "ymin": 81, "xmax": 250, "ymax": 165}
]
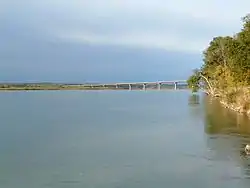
[{"xmin": 200, "ymin": 74, "xmax": 216, "ymax": 96}]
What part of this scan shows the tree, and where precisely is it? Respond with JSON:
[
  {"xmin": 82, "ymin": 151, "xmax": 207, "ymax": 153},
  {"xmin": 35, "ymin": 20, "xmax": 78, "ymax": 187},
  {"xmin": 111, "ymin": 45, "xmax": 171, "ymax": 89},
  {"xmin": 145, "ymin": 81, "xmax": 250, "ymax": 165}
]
[
  {"xmin": 187, "ymin": 14, "xmax": 250, "ymax": 113},
  {"xmin": 187, "ymin": 69, "xmax": 201, "ymax": 93},
  {"xmin": 188, "ymin": 14, "xmax": 250, "ymax": 92}
]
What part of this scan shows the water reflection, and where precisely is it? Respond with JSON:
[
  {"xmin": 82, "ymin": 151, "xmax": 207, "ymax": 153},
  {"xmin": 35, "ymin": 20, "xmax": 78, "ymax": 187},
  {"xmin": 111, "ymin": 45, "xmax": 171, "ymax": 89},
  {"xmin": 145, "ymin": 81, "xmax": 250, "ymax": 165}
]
[
  {"xmin": 202, "ymin": 95, "xmax": 250, "ymax": 180},
  {"xmin": 187, "ymin": 93, "xmax": 204, "ymax": 120},
  {"xmin": 203, "ymin": 96, "xmax": 250, "ymax": 136},
  {"xmin": 188, "ymin": 94, "xmax": 200, "ymax": 106}
]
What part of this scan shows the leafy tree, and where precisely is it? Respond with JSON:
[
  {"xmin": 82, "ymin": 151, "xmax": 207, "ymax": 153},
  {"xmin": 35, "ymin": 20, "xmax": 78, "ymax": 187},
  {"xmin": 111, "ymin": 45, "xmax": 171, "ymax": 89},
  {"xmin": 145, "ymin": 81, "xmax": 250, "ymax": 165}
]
[
  {"xmin": 188, "ymin": 14, "xmax": 250, "ymax": 92},
  {"xmin": 187, "ymin": 14, "xmax": 250, "ymax": 113},
  {"xmin": 187, "ymin": 69, "xmax": 201, "ymax": 92}
]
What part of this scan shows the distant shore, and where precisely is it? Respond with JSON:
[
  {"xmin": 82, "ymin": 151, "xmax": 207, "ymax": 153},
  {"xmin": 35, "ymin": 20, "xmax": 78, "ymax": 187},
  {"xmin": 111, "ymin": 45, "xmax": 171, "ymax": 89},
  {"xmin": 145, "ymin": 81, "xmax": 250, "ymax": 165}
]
[
  {"xmin": 0, "ymin": 83, "xmax": 188, "ymax": 91},
  {"xmin": 0, "ymin": 84, "xmax": 123, "ymax": 91}
]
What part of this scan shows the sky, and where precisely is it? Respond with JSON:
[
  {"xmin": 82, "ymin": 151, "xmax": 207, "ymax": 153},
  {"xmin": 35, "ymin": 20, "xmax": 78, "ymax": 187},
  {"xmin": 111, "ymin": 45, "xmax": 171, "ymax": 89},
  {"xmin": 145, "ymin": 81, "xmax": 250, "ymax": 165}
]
[{"xmin": 0, "ymin": 0, "xmax": 249, "ymax": 83}]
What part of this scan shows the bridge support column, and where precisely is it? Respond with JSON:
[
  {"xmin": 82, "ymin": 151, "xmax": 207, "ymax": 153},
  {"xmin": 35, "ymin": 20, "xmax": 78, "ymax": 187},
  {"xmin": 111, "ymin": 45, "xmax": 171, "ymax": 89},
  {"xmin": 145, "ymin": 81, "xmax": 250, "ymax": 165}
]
[
  {"xmin": 128, "ymin": 84, "xmax": 132, "ymax": 90},
  {"xmin": 157, "ymin": 83, "xmax": 161, "ymax": 90},
  {"xmin": 174, "ymin": 82, "xmax": 177, "ymax": 90},
  {"xmin": 143, "ymin": 84, "xmax": 146, "ymax": 90}
]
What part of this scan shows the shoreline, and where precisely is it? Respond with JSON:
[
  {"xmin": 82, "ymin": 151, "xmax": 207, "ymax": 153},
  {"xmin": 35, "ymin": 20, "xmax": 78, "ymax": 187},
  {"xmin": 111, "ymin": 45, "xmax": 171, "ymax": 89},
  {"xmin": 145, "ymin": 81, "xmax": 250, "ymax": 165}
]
[
  {"xmin": 220, "ymin": 100, "xmax": 250, "ymax": 118},
  {"xmin": 205, "ymin": 90, "xmax": 250, "ymax": 119}
]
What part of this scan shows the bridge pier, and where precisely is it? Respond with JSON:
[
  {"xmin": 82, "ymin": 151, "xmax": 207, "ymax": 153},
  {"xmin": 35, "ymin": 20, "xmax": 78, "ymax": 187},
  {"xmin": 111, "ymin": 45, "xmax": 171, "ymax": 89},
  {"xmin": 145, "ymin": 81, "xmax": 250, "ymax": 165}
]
[
  {"xmin": 157, "ymin": 82, "xmax": 162, "ymax": 90},
  {"xmin": 85, "ymin": 80, "xmax": 186, "ymax": 90},
  {"xmin": 174, "ymin": 82, "xmax": 177, "ymax": 90},
  {"xmin": 128, "ymin": 84, "xmax": 132, "ymax": 90}
]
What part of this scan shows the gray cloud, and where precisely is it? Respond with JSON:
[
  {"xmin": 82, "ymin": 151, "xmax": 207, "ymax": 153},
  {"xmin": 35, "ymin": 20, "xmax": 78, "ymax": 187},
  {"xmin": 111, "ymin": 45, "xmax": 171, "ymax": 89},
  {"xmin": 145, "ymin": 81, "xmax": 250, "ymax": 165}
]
[
  {"xmin": 0, "ymin": 0, "xmax": 249, "ymax": 82},
  {"xmin": 1, "ymin": 0, "xmax": 247, "ymax": 52}
]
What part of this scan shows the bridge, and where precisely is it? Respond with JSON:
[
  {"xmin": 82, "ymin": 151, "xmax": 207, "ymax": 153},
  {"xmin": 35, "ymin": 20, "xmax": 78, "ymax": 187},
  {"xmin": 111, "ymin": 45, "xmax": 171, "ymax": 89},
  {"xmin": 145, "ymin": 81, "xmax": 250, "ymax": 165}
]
[{"xmin": 83, "ymin": 80, "xmax": 187, "ymax": 90}]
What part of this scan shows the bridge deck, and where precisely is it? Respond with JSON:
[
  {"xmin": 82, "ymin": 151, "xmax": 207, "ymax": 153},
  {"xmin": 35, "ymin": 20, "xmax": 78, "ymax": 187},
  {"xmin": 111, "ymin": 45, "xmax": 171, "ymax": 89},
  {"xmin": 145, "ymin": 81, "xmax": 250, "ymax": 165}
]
[{"xmin": 84, "ymin": 80, "xmax": 187, "ymax": 86}]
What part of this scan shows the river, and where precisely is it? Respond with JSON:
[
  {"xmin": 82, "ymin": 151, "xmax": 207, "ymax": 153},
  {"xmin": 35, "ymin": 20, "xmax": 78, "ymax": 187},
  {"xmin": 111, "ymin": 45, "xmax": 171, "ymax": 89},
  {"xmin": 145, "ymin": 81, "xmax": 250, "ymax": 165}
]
[{"xmin": 0, "ymin": 90, "xmax": 250, "ymax": 188}]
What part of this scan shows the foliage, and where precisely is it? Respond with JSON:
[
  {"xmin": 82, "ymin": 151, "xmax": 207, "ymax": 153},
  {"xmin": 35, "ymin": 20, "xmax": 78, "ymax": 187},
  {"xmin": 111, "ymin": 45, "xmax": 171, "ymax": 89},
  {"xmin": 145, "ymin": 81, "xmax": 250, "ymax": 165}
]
[
  {"xmin": 187, "ymin": 69, "xmax": 201, "ymax": 92},
  {"xmin": 188, "ymin": 14, "xmax": 250, "ymax": 91},
  {"xmin": 188, "ymin": 14, "xmax": 250, "ymax": 113}
]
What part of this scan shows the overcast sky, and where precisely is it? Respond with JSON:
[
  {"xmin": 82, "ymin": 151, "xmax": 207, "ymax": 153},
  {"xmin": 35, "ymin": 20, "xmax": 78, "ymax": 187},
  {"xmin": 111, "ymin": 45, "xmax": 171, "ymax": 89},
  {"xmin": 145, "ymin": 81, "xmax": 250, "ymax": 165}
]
[{"xmin": 0, "ymin": 0, "xmax": 249, "ymax": 82}]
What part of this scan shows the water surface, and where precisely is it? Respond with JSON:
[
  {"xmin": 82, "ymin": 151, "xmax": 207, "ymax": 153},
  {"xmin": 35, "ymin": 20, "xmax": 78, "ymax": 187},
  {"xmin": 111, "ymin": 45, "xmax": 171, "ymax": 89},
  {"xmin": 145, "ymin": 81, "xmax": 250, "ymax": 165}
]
[{"xmin": 0, "ymin": 90, "xmax": 250, "ymax": 188}]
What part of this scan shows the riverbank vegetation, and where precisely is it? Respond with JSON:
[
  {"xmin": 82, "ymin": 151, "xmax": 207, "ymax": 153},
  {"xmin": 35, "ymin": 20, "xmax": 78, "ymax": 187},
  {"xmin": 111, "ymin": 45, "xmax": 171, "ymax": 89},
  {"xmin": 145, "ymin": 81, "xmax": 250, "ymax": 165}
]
[{"xmin": 188, "ymin": 14, "xmax": 250, "ymax": 116}]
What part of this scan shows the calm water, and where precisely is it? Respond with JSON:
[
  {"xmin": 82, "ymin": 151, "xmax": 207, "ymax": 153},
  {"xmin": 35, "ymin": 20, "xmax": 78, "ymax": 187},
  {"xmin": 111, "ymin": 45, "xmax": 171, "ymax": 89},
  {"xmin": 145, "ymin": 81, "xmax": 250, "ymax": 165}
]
[{"xmin": 0, "ymin": 90, "xmax": 250, "ymax": 188}]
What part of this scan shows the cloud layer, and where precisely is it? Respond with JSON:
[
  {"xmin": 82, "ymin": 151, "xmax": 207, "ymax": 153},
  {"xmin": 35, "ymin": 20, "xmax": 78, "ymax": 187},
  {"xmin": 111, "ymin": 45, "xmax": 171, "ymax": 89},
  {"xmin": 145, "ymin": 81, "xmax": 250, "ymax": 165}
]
[
  {"xmin": 57, "ymin": 0, "xmax": 249, "ymax": 52},
  {"xmin": 1, "ymin": 0, "xmax": 250, "ymax": 82},
  {"xmin": 2, "ymin": 0, "xmax": 250, "ymax": 52}
]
